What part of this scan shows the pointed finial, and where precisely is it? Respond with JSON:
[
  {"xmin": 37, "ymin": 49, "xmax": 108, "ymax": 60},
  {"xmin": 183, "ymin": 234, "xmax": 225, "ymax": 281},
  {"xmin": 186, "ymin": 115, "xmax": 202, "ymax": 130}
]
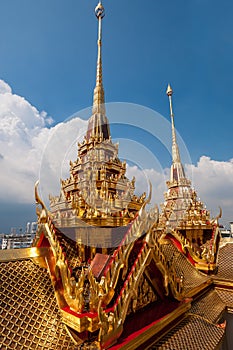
[
  {"xmin": 167, "ymin": 83, "xmax": 174, "ymax": 117},
  {"xmin": 95, "ymin": 1, "xmax": 105, "ymax": 19},
  {"xmin": 166, "ymin": 83, "xmax": 173, "ymax": 97}
]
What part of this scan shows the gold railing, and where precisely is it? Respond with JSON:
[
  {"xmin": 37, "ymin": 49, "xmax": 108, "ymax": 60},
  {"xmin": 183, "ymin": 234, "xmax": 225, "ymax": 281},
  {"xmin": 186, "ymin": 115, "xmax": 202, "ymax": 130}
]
[
  {"xmin": 103, "ymin": 204, "xmax": 158, "ymax": 290},
  {"xmin": 97, "ymin": 227, "xmax": 184, "ymax": 348},
  {"xmin": 39, "ymin": 215, "xmax": 85, "ymax": 312},
  {"xmin": 166, "ymin": 228, "xmax": 218, "ymax": 268},
  {"xmin": 147, "ymin": 229, "xmax": 184, "ymax": 299}
]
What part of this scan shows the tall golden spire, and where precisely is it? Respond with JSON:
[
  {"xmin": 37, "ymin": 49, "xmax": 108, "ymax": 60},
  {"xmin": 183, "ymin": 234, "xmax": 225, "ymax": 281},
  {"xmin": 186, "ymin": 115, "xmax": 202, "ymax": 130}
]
[
  {"xmin": 86, "ymin": 1, "xmax": 110, "ymax": 142},
  {"xmin": 93, "ymin": 1, "xmax": 105, "ymax": 115},
  {"xmin": 166, "ymin": 84, "xmax": 181, "ymax": 164}
]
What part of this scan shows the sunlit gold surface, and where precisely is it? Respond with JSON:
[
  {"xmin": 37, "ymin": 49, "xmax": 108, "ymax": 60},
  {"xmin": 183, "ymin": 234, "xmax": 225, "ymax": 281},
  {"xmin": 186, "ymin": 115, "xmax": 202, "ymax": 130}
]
[
  {"xmin": 0, "ymin": 256, "xmax": 77, "ymax": 349},
  {"xmin": 2, "ymin": 1, "xmax": 233, "ymax": 349},
  {"xmin": 32, "ymin": 191, "xmax": 204, "ymax": 348},
  {"xmin": 0, "ymin": 246, "xmax": 48, "ymax": 262}
]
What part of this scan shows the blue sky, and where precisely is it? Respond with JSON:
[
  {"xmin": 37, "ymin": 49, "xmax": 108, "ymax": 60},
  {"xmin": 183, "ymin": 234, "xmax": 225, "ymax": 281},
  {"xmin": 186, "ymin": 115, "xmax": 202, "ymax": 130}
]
[
  {"xmin": 0, "ymin": 0, "xmax": 233, "ymax": 232},
  {"xmin": 0, "ymin": 0, "xmax": 232, "ymax": 162}
]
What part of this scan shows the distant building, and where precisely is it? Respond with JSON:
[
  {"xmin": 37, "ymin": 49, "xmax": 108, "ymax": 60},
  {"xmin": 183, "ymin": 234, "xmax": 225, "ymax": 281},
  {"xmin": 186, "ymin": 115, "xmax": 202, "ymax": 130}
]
[
  {"xmin": 0, "ymin": 222, "xmax": 37, "ymax": 250},
  {"xmin": 230, "ymin": 222, "xmax": 233, "ymax": 234},
  {"xmin": 10, "ymin": 227, "xmax": 17, "ymax": 235},
  {"xmin": 26, "ymin": 222, "xmax": 37, "ymax": 234},
  {"xmin": 219, "ymin": 223, "xmax": 233, "ymax": 238},
  {"xmin": 0, "ymin": 234, "xmax": 5, "ymax": 249},
  {"xmin": 1, "ymin": 233, "xmax": 35, "ymax": 249}
]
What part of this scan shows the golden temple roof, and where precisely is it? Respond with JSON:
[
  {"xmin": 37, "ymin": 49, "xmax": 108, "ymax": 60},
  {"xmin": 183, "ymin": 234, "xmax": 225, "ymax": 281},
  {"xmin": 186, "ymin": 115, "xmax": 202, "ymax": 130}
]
[
  {"xmin": 1, "ymin": 1, "xmax": 233, "ymax": 349},
  {"xmin": 1, "ymin": 237, "xmax": 233, "ymax": 349},
  {"xmin": 151, "ymin": 286, "xmax": 233, "ymax": 350},
  {"xmin": 0, "ymin": 250, "xmax": 77, "ymax": 350}
]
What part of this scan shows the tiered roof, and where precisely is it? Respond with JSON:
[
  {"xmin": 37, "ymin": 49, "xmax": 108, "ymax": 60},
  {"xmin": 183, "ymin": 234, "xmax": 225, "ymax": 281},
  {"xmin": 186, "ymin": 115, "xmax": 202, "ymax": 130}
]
[
  {"xmin": 159, "ymin": 84, "xmax": 221, "ymax": 273},
  {"xmin": 49, "ymin": 1, "xmax": 145, "ymax": 231}
]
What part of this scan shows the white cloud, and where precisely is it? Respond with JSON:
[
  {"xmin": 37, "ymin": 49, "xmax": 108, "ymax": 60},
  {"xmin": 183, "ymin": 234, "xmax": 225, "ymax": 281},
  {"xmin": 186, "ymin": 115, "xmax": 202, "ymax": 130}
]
[
  {"xmin": 0, "ymin": 79, "xmax": 232, "ymax": 226},
  {"xmin": 0, "ymin": 79, "xmax": 87, "ymax": 203},
  {"xmin": 38, "ymin": 117, "xmax": 87, "ymax": 203},
  {"xmin": 0, "ymin": 80, "xmax": 12, "ymax": 94},
  {"xmin": 186, "ymin": 156, "xmax": 233, "ymax": 224}
]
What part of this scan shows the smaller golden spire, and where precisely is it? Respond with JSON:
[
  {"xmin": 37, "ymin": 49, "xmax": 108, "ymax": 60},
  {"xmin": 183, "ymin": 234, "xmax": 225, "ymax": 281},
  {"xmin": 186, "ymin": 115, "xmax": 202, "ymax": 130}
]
[{"xmin": 166, "ymin": 83, "xmax": 180, "ymax": 164}]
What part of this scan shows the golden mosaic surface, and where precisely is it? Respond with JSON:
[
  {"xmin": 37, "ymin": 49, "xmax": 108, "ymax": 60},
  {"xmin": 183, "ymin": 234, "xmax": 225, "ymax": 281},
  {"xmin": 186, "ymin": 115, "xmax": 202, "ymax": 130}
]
[
  {"xmin": 215, "ymin": 243, "xmax": 233, "ymax": 281},
  {"xmin": 151, "ymin": 315, "xmax": 224, "ymax": 350},
  {"xmin": 190, "ymin": 289, "xmax": 226, "ymax": 323},
  {"xmin": 151, "ymin": 287, "xmax": 230, "ymax": 349},
  {"xmin": 161, "ymin": 243, "xmax": 210, "ymax": 293},
  {"xmin": 0, "ymin": 258, "xmax": 77, "ymax": 350},
  {"xmin": 216, "ymin": 288, "xmax": 233, "ymax": 308}
]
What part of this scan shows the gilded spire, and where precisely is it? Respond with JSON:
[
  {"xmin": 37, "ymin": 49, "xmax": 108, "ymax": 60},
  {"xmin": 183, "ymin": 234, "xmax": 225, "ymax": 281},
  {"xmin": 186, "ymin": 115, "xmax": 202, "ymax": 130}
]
[
  {"xmin": 93, "ymin": 1, "xmax": 105, "ymax": 115},
  {"xmin": 166, "ymin": 84, "xmax": 186, "ymax": 186},
  {"xmin": 166, "ymin": 84, "xmax": 181, "ymax": 164},
  {"xmin": 86, "ymin": 1, "xmax": 110, "ymax": 142}
]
